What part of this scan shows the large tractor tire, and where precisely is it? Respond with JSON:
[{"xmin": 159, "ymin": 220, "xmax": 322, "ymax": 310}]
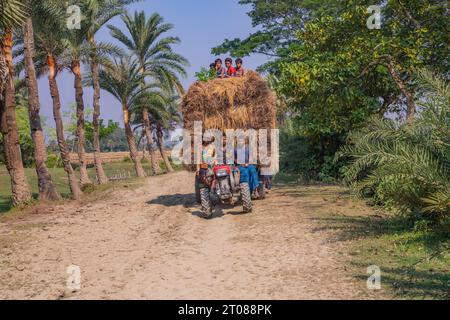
[
  {"xmin": 200, "ymin": 188, "xmax": 213, "ymax": 219},
  {"xmin": 240, "ymin": 183, "xmax": 252, "ymax": 213},
  {"xmin": 195, "ymin": 175, "xmax": 201, "ymax": 204}
]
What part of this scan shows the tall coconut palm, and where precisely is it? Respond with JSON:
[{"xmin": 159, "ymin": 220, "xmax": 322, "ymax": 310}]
[
  {"xmin": 32, "ymin": 4, "xmax": 82, "ymax": 199},
  {"xmin": 109, "ymin": 11, "xmax": 188, "ymax": 174},
  {"xmin": 20, "ymin": 1, "xmax": 61, "ymax": 201},
  {"xmin": 84, "ymin": 0, "xmax": 139, "ymax": 184},
  {"xmin": 97, "ymin": 57, "xmax": 147, "ymax": 177},
  {"xmin": 0, "ymin": 0, "xmax": 32, "ymax": 205}
]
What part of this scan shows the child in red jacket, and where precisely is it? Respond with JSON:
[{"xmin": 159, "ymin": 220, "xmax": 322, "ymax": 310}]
[{"xmin": 225, "ymin": 57, "xmax": 236, "ymax": 77}]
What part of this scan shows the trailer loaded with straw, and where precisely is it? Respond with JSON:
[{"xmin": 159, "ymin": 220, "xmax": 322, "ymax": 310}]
[{"xmin": 181, "ymin": 71, "xmax": 277, "ymax": 218}]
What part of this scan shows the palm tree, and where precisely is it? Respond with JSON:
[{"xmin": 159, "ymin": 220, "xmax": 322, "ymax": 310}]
[
  {"xmin": 33, "ymin": 3, "xmax": 83, "ymax": 199},
  {"xmin": 21, "ymin": 1, "xmax": 61, "ymax": 200},
  {"xmin": 84, "ymin": 0, "xmax": 138, "ymax": 184},
  {"xmin": 153, "ymin": 90, "xmax": 182, "ymax": 172},
  {"xmin": 338, "ymin": 70, "xmax": 450, "ymax": 217},
  {"xmin": 63, "ymin": 19, "xmax": 93, "ymax": 187},
  {"xmin": 98, "ymin": 57, "xmax": 147, "ymax": 177},
  {"xmin": 0, "ymin": 0, "xmax": 27, "ymax": 30},
  {"xmin": 109, "ymin": 11, "xmax": 188, "ymax": 174},
  {"xmin": 0, "ymin": 0, "xmax": 32, "ymax": 205}
]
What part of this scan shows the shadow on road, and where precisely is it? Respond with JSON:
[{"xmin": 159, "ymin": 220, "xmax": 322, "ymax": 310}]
[
  {"xmin": 190, "ymin": 203, "xmax": 250, "ymax": 220},
  {"xmin": 148, "ymin": 193, "xmax": 251, "ymax": 220},
  {"xmin": 147, "ymin": 193, "xmax": 197, "ymax": 208}
]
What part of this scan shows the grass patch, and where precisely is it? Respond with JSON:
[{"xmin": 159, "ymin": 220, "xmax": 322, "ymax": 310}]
[
  {"xmin": 315, "ymin": 207, "xmax": 450, "ymax": 299},
  {"xmin": 0, "ymin": 161, "xmax": 155, "ymax": 214}
]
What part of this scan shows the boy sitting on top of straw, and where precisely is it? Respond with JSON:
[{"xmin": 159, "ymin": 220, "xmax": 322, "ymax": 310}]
[{"xmin": 235, "ymin": 58, "xmax": 245, "ymax": 77}]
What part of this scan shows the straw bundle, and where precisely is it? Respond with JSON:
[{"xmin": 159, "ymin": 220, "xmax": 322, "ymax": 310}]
[{"xmin": 181, "ymin": 70, "xmax": 277, "ymax": 132}]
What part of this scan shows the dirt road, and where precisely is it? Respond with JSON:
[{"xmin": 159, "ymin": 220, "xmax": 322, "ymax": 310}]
[{"xmin": 0, "ymin": 171, "xmax": 368, "ymax": 300}]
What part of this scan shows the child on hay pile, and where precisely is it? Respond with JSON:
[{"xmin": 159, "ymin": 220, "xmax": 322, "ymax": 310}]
[
  {"xmin": 215, "ymin": 58, "xmax": 226, "ymax": 78},
  {"xmin": 235, "ymin": 58, "xmax": 245, "ymax": 77},
  {"xmin": 225, "ymin": 57, "xmax": 236, "ymax": 78}
]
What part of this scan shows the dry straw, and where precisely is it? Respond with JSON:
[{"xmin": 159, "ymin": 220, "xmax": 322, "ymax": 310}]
[{"xmin": 181, "ymin": 70, "xmax": 277, "ymax": 132}]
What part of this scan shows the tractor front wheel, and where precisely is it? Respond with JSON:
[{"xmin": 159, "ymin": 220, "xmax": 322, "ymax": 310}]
[
  {"xmin": 200, "ymin": 188, "xmax": 213, "ymax": 219},
  {"xmin": 240, "ymin": 183, "xmax": 252, "ymax": 213}
]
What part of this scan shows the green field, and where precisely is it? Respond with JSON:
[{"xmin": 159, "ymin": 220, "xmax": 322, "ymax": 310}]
[{"xmin": 0, "ymin": 161, "xmax": 157, "ymax": 213}]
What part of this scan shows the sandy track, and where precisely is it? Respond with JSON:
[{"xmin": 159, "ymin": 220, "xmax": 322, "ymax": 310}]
[{"xmin": 0, "ymin": 171, "xmax": 366, "ymax": 300}]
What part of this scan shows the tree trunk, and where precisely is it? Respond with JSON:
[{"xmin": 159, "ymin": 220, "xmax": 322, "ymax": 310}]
[
  {"xmin": 156, "ymin": 123, "xmax": 174, "ymax": 173},
  {"xmin": 71, "ymin": 59, "xmax": 91, "ymax": 186},
  {"xmin": 88, "ymin": 34, "xmax": 108, "ymax": 185},
  {"xmin": 137, "ymin": 63, "xmax": 159, "ymax": 176},
  {"xmin": 0, "ymin": 29, "xmax": 32, "ymax": 205},
  {"xmin": 23, "ymin": 18, "xmax": 60, "ymax": 201},
  {"xmin": 386, "ymin": 60, "xmax": 416, "ymax": 124},
  {"xmin": 142, "ymin": 109, "xmax": 160, "ymax": 175},
  {"xmin": 48, "ymin": 54, "xmax": 82, "ymax": 200},
  {"xmin": 123, "ymin": 105, "xmax": 146, "ymax": 177}
]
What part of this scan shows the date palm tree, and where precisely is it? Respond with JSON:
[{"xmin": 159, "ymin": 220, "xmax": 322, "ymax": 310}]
[
  {"xmin": 0, "ymin": 0, "xmax": 32, "ymax": 205},
  {"xmin": 0, "ymin": 0, "xmax": 27, "ymax": 30},
  {"xmin": 84, "ymin": 0, "xmax": 139, "ymax": 184},
  {"xmin": 109, "ymin": 11, "xmax": 188, "ymax": 174},
  {"xmin": 152, "ymin": 91, "xmax": 182, "ymax": 173},
  {"xmin": 20, "ymin": 1, "xmax": 61, "ymax": 200},
  {"xmin": 32, "ymin": 3, "xmax": 83, "ymax": 199},
  {"xmin": 97, "ymin": 57, "xmax": 148, "ymax": 177},
  {"xmin": 63, "ymin": 20, "xmax": 93, "ymax": 187}
]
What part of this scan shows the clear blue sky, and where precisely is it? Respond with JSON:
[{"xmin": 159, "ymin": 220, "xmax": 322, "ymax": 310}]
[{"xmin": 37, "ymin": 0, "xmax": 267, "ymax": 127}]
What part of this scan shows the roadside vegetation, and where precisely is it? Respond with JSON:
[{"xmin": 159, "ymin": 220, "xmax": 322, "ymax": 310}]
[
  {"xmin": 1, "ymin": 0, "xmax": 187, "ymax": 206},
  {"xmin": 0, "ymin": 159, "xmax": 178, "ymax": 213},
  {"xmin": 217, "ymin": 0, "xmax": 449, "ymax": 299}
]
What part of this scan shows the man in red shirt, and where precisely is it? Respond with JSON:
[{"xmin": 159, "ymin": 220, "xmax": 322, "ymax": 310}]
[{"xmin": 225, "ymin": 57, "xmax": 236, "ymax": 77}]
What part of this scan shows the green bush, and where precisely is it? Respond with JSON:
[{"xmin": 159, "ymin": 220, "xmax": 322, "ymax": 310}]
[
  {"xmin": 280, "ymin": 118, "xmax": 346, "ymax": 181},
  {"xmin": 195, "ymin": 67, "xmax": 215, "ymax": 82},
  {"xmin": 338, "ymin": 70, "xmax": 450, "ymax": 221},
  {"xmin": 45, "ymin": 153, "xmax": 64, "ymax": 168},
  {"xmin": 81, "ymin": 183, "xmax": 96, "ymax": 194}
]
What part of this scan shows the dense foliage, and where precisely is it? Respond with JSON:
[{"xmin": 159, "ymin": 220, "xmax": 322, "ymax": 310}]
[
  {"xmin": 338, "ymin": 70, "xmax": 450, "ymax": 219},
  {"xmin": 216, "ymin": 0, "xmax": 449, "ymax": 181}
]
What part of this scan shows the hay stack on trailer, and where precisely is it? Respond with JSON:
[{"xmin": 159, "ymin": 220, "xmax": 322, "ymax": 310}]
[{"xmin": 181, "ymin": 70, "xmax": 277, "ymax": 132}]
